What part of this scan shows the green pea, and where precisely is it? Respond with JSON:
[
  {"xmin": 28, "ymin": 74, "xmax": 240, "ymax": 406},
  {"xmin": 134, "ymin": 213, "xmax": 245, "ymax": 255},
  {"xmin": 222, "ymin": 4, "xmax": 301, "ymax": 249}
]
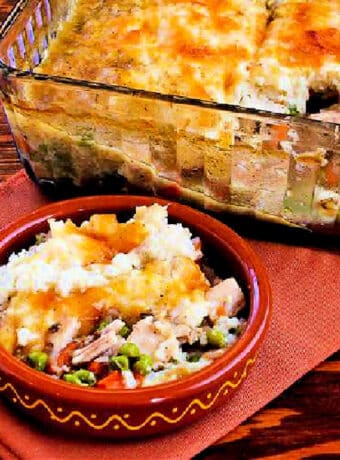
[
  {"xmin": 63, "ymin": 373, "xmax": 82, "ymax": 385},
  {"xmin": 118, "ymin": 342, "xmax": 140, "ymax": 358},
  {"xmin": 110, "ymin": 355, "xmax": 129, "ymax": 371},
  {"xmin": 74, "ymin": 369, "xmax": 97, "ymax": 385},
  {"xmin": 133, "ymin": 354, "xmax": 153, "ymax": 376},
  {"xmin": 119, "ymin": 324, "xmax": 131, "ymax": 338},
  {"xmin": 288, "ymin": 104, "xmax": 300, "ymax": 115},
  {"xmin": 63, "ymin": 369, "xmax": 96, "ymax": 386},
  {"xmin": 27, "ymin": 351, "xmax": 48, "ymax": 371},
  {"xmin": 35, "ymin": 233, "xmax": 47, "ymax": 245},
  {"xmin": 186, "ymin": 352, "xmax": 201, "ymax": 363},
  {"xmin": 207, "ymin": 328, "xmax": 226, "ymax": 348},
  {"xmin": 97, "ymin": 318, "xmax": 111, "ymax": 331}
]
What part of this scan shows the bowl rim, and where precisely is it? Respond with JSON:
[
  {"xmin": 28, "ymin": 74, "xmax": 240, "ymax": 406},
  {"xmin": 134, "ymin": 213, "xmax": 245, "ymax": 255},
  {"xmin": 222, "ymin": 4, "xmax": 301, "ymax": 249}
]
[{"xmin": 0, "ymin": 195, "xmax": 271, "ymax": 408}]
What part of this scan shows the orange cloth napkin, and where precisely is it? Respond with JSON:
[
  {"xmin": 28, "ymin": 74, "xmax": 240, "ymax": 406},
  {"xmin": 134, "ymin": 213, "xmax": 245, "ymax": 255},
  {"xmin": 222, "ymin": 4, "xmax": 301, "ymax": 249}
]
[{"xmin": 0, "ymin": 171, "xmax": 339, "ymax": 460}]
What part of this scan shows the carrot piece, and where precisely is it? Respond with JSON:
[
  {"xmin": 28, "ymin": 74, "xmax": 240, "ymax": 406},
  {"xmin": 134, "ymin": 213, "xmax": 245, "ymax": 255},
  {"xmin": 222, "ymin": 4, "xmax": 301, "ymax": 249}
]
[
  {"xmin": 325, "ymin": 167, "xmax": 339, "ymax": 188},
  {"xmin": 134, "ymin": 373, "xmax": 144, "ymax": 387},
  {"xmin": 264, "ymin": 123, "xmax": 289, "ymax": 149},
  {"xmin": 88, "ymin": 361, "xmax": 105, "ymax": 375},
  {"xmin": 272, "ymin": 124, "xmax": 289, "ymax": 142},
  {"xmin": 97, "ymin": 371, "xmax": 125, "ymax": 390},
  {"xmin": 216, "ymin": 304, "xmax": 226, "ymax": 317},
  {"xmin": 57, "ymin": 342, "xmax": 78, "ymax": 367},
  {"xmin": 192, "ymin": 237, "xmax": 202, "ymax": 253}
]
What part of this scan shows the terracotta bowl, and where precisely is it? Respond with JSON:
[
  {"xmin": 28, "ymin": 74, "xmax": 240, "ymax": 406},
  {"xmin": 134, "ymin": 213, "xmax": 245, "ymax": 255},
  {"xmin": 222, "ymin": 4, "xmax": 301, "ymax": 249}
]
[{"xmin": 0, "ymin": 195, "xmax": 271, "ymax": 439}]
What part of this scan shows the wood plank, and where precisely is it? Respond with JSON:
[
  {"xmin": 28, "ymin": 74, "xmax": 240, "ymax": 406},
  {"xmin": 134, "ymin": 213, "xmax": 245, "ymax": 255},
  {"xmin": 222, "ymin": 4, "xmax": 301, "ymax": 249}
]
[{"xmin": 195, "ymin": 350, "xmax": 340, "ymax": 459}]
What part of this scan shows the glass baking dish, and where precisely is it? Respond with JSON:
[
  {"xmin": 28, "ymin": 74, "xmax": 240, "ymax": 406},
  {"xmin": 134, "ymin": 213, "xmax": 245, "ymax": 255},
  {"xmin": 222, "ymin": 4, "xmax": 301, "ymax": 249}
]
[{"xmin": 0, "ymin": 0, "xmax": 339, "ymax": 234}]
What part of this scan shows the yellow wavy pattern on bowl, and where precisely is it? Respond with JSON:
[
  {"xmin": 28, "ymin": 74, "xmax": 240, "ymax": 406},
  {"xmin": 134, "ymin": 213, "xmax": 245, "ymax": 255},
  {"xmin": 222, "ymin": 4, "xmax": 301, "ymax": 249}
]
[{"xmin": 0, "ymin": 356, "xmax": 256, "ymax": 431}]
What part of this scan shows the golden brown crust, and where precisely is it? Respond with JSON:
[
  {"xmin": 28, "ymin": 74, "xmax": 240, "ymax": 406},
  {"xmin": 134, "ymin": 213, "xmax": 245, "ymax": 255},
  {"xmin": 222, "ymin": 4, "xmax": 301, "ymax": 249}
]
[
  {"xmin": 267, "ymin": 1, "xmax": 340, "ymax": 69},
  {"xmin": 35, "ymin": 0, "xmax": 340, "ymax": 113},
  {"xmin": 37, "ymin": 0, "xmax": 268, "ymax": 104}
]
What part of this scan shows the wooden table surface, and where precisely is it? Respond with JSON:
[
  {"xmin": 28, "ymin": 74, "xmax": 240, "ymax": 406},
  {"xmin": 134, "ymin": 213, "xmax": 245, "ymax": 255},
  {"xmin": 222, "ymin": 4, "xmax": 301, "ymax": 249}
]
[{"xmin": 0, "ymin": 2, "xmax": 339, "ymax": 459}]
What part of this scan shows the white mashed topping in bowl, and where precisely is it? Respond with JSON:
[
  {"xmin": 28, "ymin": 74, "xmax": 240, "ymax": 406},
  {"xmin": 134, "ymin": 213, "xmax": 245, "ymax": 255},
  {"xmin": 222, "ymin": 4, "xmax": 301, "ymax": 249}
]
[{"xmin": 0, "ymin": 204, "xmax": 246, "ymax": 388}]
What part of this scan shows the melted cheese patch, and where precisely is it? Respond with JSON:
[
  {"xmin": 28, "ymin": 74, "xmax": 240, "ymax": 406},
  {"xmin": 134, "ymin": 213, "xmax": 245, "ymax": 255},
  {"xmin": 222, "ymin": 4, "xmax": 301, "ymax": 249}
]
[
  {"xmin": 259, "ymin": 1, "xmax": 340, "ymax": 70},
  {"xmin": 37, "ymin": 0, "xmax": 268, "ymax": 104},
  {"xmin": 35, "ymin": 0, "xmax": 339, "ymax": 114},
  {"xmin": 244, "ymin": 0, "xmax": 340, "ymax": 113}
]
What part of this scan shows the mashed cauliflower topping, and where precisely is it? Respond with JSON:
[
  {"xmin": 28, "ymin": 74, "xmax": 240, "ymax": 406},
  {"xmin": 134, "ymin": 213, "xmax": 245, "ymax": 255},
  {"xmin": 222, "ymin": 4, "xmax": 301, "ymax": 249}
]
[
  {"xmin": 36, "ymin": 0, "xmax": 340, "ymax": 115},
  {"xmin": 0, "ymin": 204, "xmax": 246, "ymax": 388},
  {"xmin": 0, "ymin": 204, "xmax": 198, "ymax": 301}
]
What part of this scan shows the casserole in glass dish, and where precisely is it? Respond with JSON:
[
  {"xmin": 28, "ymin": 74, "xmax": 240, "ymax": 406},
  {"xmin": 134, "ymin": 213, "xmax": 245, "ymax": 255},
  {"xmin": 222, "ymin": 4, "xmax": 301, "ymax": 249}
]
[{"xmin": 0, "ymin": 0, "xmax": 339, "ymax": 233}]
